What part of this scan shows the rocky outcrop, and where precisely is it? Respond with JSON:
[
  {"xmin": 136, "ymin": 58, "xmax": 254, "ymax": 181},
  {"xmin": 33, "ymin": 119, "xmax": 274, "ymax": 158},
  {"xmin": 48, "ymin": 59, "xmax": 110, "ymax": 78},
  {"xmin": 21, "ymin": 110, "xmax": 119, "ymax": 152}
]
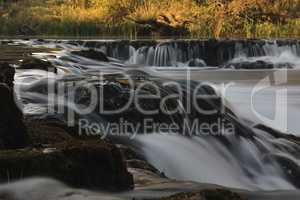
[
  {"xmin": 71, "ymin": 49, "xmax": 109, "ymax": 62},
  {"xmin": 0, "ymin": 61, "xmax": 134, "ymax": 192},
  {"xmin": 0, "ymin": 63, "xmax": 28, "ymax": 149},
  {"xmin": 0, "ymin": 140, "xmax": 134, "ymax": 191}
]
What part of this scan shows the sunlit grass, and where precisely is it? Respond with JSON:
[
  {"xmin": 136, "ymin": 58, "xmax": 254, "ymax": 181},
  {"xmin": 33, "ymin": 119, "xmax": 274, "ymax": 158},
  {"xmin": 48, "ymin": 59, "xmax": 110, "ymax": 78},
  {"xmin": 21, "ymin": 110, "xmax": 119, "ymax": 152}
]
[{"xmin": 0, "ymin": 0, "xmax": 300, "ymax": 38}]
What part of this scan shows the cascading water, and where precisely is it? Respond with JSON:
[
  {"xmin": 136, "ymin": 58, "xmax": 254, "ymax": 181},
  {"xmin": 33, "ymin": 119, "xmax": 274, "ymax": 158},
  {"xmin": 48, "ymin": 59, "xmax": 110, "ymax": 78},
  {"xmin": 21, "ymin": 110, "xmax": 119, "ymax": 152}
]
[
  {"xmin": 47, "ymin": 39, "xmax": 300, "ymax": 68},
  {"xmin": 133, "ymin": 130, "xmax": 300, "ymax": 190},
  {"xmin": 11, "ymin": 39, "xmax": 300, "ymax": 192}
]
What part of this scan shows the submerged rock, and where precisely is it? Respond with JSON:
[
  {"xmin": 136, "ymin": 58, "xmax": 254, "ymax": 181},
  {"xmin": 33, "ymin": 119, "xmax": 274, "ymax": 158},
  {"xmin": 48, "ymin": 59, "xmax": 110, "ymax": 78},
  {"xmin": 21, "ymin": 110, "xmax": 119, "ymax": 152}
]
[
  {"xmin": 71, "ymin": 49, "xmax": 109, "ymax": 62},
  {"xmin": 224, "ymin": 60, "xmax": 293, "ymax": 69},
  {"xmin": 0, "ymin": 140, "xmax": 134, "ymax": 191}
]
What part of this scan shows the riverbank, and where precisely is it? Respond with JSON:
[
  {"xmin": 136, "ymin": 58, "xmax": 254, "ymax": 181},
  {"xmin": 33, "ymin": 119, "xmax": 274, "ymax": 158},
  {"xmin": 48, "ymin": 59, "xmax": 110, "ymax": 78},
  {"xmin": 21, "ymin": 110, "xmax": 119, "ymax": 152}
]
[{"xmin": 1, "ymin": 0, "xmax": 300, "ymax": 38}]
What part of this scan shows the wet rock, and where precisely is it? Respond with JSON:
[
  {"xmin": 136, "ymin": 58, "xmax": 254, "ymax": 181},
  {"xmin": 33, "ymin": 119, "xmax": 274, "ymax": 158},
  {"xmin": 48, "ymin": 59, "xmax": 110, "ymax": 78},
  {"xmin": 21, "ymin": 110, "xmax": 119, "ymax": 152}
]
[
  {"xmin": 188, "ymin": 58, "xmax": 206, "ymax": 67},
  {"xmin": 0, "ymin": 140, "xmax": 134, "ymax": 191},
  {"xmin": 19, "ymin": 57, "xmax": 56, "ymax": 71},
  {"xmin": 0, "ymin": 84, "xmax": 28, "ymax": 149},
  {"xmin": 127, "ymin": 159, "xmax": 161, "ymax": 175},
  {"xmin": 268, "ymin": 154, "xmax": 300, "ymax": 189},
  {"xmin": 117, "ymin": 144, "xmax": 142, "ymax": 160},
  {"xmin": 0, "ymin": 62, "xmax": 15, "ymax": 88},
  {"xmin": 25, "ymin": 118, "xmax": 73, "ymax": 145},
  {"xmin": 71, "ymin": 49, "xmax": 109, "ymax": 62},
  {"xmin": 254, "ymin": 124, "xmax": 300, "ymax": 143},
  {"xmin": 224, "ymin": 60, "xmax": 293, "ymax": 69},
  {"xmin": 224, "ymin": 60, "xmax": 273, "ymax": 69}
]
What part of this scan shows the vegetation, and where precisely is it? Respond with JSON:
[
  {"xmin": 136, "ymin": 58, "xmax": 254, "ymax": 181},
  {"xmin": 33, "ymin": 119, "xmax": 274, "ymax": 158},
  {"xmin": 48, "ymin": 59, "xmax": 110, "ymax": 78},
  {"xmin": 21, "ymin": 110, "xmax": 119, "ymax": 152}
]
[{"xmin": 0, "ymin": 0, "xmax": 300, "ymax": 38}]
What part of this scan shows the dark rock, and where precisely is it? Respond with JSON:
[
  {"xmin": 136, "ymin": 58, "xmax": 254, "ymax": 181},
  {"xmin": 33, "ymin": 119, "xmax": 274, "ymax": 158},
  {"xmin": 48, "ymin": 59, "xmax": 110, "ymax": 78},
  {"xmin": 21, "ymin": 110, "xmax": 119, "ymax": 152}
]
[
  {"xmin": 0, "ymin": 140, "xmax": 134, "ymax": 191},
  {"xmin": 19, "ymin": 57, "xmax": 56, "ymax": 71},
  {"xmin": 133, "ymin": 18, "xmax": 189, "ymax": 36},
  {"xmin": 187, "ymin": 58, "xmax": 206, "ymax": 67},
  {"xmin": 71, "ymin": 49, "xmax": 109, "ymax": 62},
  {"xmin": 0, "ymin": 83, "xmax": 28, "ymax": 149},
  {"xmin": 0, "ymin": 63, "xmax": 28, "ymax": 149},
  {"xmin": 17, "ymin": 25, "xmax": 36, "ymax": 36},
  {"xmin": 151, "ymin": 189, "xmax": 246, "ymax": 200},
  {"xmin": 224, "ymin": 59, "xmax": 294, "ymax": 69},
  {"xmin": 266, "ymin": 154, "xmax": 300, "ymax": 189},
  {"xmin": 224, "ymin": 60, "xmax": 274, "ymax": 69},
  {"xmin": 117, "ymin": 144, "xmax": 142, "ymax": 160},
  {"xmin": 0, "ymin": 62, "xmax": 15, "ymax": 88},
  {"xmin": 25, "ymin": 118, "xmax": 73, "ymax": 145},
  {"xmin": 254, "ymin": 124, "xmax": 300, "ymax": 142},
  {"xmin": 127, "ymin": 159, "xmax": 161, "ymax": 175},
  {"xmin": 201, "ymin": 189, "xmax": 246, "ymax": 200}
]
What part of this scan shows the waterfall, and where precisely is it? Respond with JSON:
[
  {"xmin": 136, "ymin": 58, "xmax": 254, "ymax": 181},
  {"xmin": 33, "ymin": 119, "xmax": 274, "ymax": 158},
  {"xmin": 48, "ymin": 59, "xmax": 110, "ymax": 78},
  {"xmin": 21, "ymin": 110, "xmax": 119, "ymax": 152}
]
[
  {"xmin": 134, "ymin": 131, "xmax": 298, "ymax": 190},
  {"xmin": 13, "ymin": 39, "xmax": 300, "ymax": 191}
]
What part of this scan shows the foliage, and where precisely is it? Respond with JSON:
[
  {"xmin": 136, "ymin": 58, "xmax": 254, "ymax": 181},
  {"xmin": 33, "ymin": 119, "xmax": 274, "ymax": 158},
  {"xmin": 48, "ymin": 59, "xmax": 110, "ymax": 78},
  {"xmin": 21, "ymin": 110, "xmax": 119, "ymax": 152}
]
[{"xmin": 0, "ymin": 0, "xmax": 299, "ymax": 38}]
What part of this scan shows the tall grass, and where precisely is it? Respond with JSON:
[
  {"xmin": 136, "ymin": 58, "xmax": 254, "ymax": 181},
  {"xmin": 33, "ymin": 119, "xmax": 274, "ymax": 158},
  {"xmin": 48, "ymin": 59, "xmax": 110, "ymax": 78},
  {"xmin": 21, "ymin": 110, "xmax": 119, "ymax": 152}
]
[{"xmin": 0, "ymin": 0, "xmax": 300, "ymax": 38}]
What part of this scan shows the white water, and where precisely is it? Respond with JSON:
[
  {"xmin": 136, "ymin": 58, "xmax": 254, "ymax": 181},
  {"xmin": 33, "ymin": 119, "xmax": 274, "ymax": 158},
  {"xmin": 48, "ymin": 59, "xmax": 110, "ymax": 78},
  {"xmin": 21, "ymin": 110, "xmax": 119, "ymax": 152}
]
[
  {"xmin": 11, "ymin": 39, "xmax": 300, "ymax": 191},
  {"xmin": 135, "ymin": 132, "xmax": 298, "ymax": 190},
  {"xmin": 126, "ymin": 40, "xmax": 300, "ymax": 68}
]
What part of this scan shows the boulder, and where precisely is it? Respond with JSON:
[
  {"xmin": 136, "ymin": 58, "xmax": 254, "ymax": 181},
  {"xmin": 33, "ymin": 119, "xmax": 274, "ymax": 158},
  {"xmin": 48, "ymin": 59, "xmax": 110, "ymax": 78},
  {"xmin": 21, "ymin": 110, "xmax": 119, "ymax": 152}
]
[
  {"xmin": 0, "ymin": 62, "xmax": 15, "ymax": 88},
  {"xmin": 71, "ymin": 49, "xmax": 109, "ymax": 62},
  {"xmin": 19, "ymin": 57, "xmax": 56, "ymax": 71},
  {"xmin": 25, "ymin": 118, "xmax": 73, "ymax": 145},
  {"xmin": 0, "ymin": 140, "xmax": 134, "ymax": 191},
  {"xmin": 0, "ymin": 84, "xmax": 28, "ymax": 149},
  {"xmin": 187, "ymin": 58, "xmax": 206, "ymax": 67}
]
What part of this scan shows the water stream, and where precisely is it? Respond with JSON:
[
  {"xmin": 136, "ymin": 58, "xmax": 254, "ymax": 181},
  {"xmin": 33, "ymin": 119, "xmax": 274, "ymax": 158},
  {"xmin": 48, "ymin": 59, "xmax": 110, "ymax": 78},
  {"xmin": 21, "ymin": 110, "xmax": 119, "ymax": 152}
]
[{"xmin": 10, "ymin": 39, "xmax": 300, "ymax": 191}]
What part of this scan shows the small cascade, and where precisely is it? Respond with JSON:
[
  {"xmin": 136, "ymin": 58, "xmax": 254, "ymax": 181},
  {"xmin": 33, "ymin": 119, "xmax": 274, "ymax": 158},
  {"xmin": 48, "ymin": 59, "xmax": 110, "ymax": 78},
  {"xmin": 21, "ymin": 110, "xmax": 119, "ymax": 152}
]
[
  {"xmin": 233, "ymin": 40, "xmax": 300, "ymax": 58},
  {"xmin": 61, "ymin": 39, "xmax": 300, "ymax": 68},
  {"xmin": 133, "ymin": 130, "xmax": 300, "ymax": 190},
  {"xmin": 153, "ymin": 43, "xmax": 176, "ymax": 66},
  {"xmin": 12, "ymin": 39, "xmax": 300, "ymax": 191},
  {"xmin": 127, "ymin": 41, "xmax": 208, "ymax": 67}
]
